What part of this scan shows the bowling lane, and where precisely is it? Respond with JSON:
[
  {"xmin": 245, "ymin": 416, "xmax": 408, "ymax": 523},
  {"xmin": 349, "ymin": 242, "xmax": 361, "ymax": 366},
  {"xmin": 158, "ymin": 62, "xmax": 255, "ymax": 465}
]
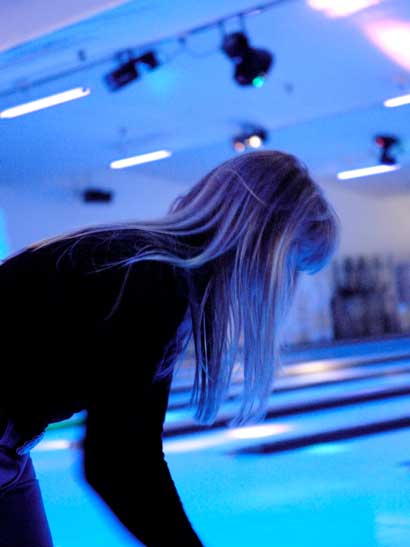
[
  {"xmin": 31, "ymin": 336, "xmax": 410, "ymax": 546},
  {"xmin": 165, "ymin": 428, "xmax": 410, "ymax": 547},
  {"xmin": 32, "ymin": 399, "xmax": 409, "ymax": 542},
  {"xmin": 165, "ymin": 361, "xmax": 410, "ymax": 432}
]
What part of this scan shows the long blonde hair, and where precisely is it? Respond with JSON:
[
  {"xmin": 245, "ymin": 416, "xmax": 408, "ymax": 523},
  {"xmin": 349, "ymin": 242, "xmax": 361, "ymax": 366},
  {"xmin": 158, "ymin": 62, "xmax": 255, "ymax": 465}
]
[{"xmin": 35, "ymin": 150, "xmax": 339, "ymax": 424}]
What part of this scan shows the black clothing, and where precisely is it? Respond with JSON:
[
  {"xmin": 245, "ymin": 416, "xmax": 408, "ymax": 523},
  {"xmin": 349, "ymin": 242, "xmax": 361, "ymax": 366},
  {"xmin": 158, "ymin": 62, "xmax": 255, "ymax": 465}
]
[
  {"xmin": 0, "ymin": 422, "xmax": 53, "ymax": 547},
  {"xmin": 0, "ymin": 231, "xmax": 203, "ymax": 547}
]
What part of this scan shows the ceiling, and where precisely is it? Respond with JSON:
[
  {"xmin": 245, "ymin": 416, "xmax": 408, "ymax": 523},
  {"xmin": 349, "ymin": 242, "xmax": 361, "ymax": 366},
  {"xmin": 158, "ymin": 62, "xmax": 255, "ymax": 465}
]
[
  {"xmin": 1, "ymin": 0, "xmax": 409, "ymax": 192},
  {"xmin": 0, "ymin": 0, "xmax": 131, "ymax": 53}
]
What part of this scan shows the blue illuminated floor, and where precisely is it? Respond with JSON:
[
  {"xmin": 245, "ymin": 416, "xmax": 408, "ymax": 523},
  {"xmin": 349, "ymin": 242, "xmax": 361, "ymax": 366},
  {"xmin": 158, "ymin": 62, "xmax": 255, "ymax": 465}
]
[
  {"xmin": 33, "ymin": 428, "xmax": 410, "ymax": 547},
  {"xmin": 32, "ymin": 338, "xmax": 410, "ymax": 547}
]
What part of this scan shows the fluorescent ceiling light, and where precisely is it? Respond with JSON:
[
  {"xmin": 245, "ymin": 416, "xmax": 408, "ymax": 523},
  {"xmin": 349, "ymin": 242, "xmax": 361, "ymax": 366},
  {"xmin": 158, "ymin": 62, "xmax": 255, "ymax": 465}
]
[
  {"xmin": 0, "ymin": 87, "xmax": 90, "ymax": 118},
  {"xmin": 308, "ymin": 0, "xmax": 379, "ymax": 18},
  {"xmin": 384, "ymin": 94, "xmax": 410, "ymax": 108},
  {"xmin": 337, "ymin": 164, "xmax": 400, "ymax": 180},
  {"xmin": 110, "ymin": 150, "xmax": 172, "ymax": 169}
]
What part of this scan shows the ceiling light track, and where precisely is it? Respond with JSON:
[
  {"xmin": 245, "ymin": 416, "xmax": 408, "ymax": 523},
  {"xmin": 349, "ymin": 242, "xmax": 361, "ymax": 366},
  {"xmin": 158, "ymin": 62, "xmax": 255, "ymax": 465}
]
[{"xmin": 0, "ymin": 0, "xmax": 293, "ymax": 98}]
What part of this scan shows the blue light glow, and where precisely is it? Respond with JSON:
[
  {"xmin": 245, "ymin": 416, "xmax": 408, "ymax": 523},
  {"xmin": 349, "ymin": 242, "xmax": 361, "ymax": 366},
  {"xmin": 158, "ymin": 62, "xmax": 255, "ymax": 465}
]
[{"xmin": 252, "ymin": 75, "xmax": 265, "ymax": 88}]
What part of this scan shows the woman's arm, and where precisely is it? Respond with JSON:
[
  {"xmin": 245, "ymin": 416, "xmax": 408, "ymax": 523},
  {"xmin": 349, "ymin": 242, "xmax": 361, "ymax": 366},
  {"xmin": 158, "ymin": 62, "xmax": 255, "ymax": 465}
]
[
  {"xmin": 84, "ymin": 379, "xmax": 203, "ymax": 547},
  {"xmin": 82, "ymin": 260, "xmax": 203, "ymax": 547}
]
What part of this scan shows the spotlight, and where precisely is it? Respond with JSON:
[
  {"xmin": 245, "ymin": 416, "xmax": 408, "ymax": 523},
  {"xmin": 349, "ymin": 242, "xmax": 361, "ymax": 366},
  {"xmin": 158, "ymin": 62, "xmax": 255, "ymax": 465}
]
[
  {"xmin": 105, "ymin": 50, "xmax": 159, "ymax": 91},
  {"xmin": 82, "ymin": 188, "xmax": 113, "ymax": 203},
  {"xmin": 234, "ymin": 140, "xmax": 246, "ymax": 152},
  {"xmin": 248, "ymin": 134, "xmax": 263, "ymax": 148},
  {"xmin": 233, "ymin": 127, "xmax": 268, "ymax": 151},
  {"xmin": 375, "ymin": 134, "xmax": 400, "ymax": 164},
  {"xmin": 138, "ymin": 51, "xmax": 160, "ymax": 71},
  {"xmin": 105, "ymin": 58, "xmax": 139, "ymax": 91},
  {"xmin": 222, "ymin": 32, "xmax": 273, "ymax": 87}
]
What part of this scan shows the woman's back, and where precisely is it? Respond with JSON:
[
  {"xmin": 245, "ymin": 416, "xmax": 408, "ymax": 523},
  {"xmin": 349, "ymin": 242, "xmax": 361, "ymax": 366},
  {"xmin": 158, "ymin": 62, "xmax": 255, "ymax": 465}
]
[{"xmin": 0, "ymin": 230, "xmax": 189, "ymax": 437}]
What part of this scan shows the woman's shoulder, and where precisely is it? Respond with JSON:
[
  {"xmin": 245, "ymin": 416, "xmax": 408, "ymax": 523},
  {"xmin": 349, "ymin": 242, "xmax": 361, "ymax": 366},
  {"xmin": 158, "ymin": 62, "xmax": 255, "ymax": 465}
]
[
  {"xmin": 1, "ymin": 228, "xmax": 146, "ymax": 272},
  {"xmin": 0, "ymin": 228, "xmax": 189, "ymax": 300}
]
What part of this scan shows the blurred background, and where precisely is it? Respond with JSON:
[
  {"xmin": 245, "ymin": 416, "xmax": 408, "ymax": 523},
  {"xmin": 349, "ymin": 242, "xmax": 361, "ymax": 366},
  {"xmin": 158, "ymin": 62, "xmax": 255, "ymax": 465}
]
[{"xmin": 1, "ymin": 2, "xmax": 410, "ymax": 546}]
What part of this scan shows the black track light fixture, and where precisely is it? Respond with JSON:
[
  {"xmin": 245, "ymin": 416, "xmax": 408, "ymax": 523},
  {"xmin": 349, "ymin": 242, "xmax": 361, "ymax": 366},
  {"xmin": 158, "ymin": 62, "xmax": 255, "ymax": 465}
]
[
  {"xmin": 1, "ymin": 3, "xmax": 288, "ymax": 98},
  {"xmin": 233, "ymin": 127, "xmax": 268, "ymax": 151},
  {"xmin": 375, "ymin": 134, "xmax": 400, "ymax": 165},
  {"xmin": 222, "ymin": 32, "xmax": 274, "ymax": 87},
  {"xmin": 105, "ymin": 50, "xmax": 160, "ymax": 91},
  {"xmin": 105, "ymin": 58, "xmax": 139, "ymax": 91}
]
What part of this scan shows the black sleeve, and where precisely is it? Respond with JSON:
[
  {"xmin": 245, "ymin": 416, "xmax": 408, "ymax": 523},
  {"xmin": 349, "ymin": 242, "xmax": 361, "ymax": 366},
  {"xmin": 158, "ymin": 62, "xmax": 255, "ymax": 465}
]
[{"xmin": 83, "ymin": 261, "xmax": 203, "ymax": 547}]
